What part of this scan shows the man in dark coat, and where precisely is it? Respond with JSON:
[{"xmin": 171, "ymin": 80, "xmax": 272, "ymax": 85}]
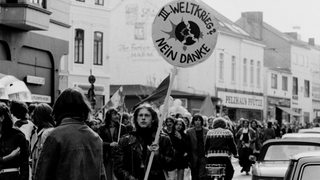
[{"xmin": 186, "ymin": 114, "xmax": 209, "ymax": 180}]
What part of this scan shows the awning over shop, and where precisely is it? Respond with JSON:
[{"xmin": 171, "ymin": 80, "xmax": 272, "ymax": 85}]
[{"xmin": 277, "ymin": 106, "xmax": 301, "ymax": 116}]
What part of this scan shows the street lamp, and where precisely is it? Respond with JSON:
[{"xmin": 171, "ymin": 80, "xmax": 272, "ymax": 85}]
[{"xmin": 88, "ymin": 71, "xmax": 96, "ymax": 110}]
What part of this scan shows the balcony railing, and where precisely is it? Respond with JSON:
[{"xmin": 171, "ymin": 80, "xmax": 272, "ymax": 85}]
[{"xmin": 0, "ymin": 0, "xmax": 51, "ymax": 30}]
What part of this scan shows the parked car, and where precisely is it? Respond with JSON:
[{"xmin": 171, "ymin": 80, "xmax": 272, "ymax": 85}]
[
  {"xmin": 298, "ymin": 127, "xmax": 320, "ymax": 134},
  {"xmin": 251, "ymin": 139, "xmax": 320, "ymax": 180},
  {"xmin": 282, "ymin": 133, "xmax": 320, "ymax": 139},
  {"xmin": 284, "ymin": 151, "xmax": 320, "ymax": 180}
]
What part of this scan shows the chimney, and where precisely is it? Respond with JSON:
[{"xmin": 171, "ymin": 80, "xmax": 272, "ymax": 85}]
[
  {"xmin": 308, "ymin": 38, "xmax": 315, "ymax": 46},
  {"xmin": 239, "ymin": 12, "xmax": 263, "ymax": 40},
  {"xmin": 284, "ymin": 32, "xmax": 300, "ymax": 40}
]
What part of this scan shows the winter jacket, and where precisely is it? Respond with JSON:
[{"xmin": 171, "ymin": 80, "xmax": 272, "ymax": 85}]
[
  {"xmin": 35, "ymin": 118, "xmax": 106, "ymax": 180},
  {"xmin": 113, "ymin": 131, "xmax": 174, "ymax": 180}
]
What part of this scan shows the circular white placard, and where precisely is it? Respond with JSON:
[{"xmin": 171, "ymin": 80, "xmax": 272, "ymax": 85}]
[{"xmin": 152, "ymin": 0, "xmax": 218, "ymax": 67}]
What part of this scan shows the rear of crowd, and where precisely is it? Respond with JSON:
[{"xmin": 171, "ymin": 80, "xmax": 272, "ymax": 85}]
[{"xmin": 0, "ymin": 87, "xmax": 302, "ymax": 180}]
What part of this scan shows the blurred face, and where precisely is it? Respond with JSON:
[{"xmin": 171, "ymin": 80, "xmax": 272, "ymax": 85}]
[
  {"xmin": 194, "ymin": 118, "xmax": 202, "ymax": 128},
  {"xmin": 137, "ymin": 108, "xmax": 152, "ymax": 128},
  {"xmin": 175, "ymin": 121, "xmax": 183, "ymax": 131},
  {"xmin": 166, "ymin": 120, "xmax": 174, "ymax": 128},
  {"xmin": 111, "ymin": 111, "xmax": 120, "ymax": 122},
  {"xmin": 243, "ymin": 121, "xmax": 249, "ymax": 127}
]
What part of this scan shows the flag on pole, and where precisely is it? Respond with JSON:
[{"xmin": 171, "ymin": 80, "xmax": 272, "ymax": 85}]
[
  {"xmin": 106, "ymin": 86, "xmax": 125, "ymax": 111},
  {"xmin": 199, "ymin": 94, "xmax": 216, "ymax": 117},
  {"xmin": 94, "ymin": 86, "xmax": 125, "ymax": 117},
  {"xmin": 133, "ymin": 75, "xmax": 170, "ymax": 110}
]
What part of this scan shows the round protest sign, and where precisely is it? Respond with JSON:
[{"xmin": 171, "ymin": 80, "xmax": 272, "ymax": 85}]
[{"xmin": 152, "ymin": 0, "xmax": 218, "ymax": 68}]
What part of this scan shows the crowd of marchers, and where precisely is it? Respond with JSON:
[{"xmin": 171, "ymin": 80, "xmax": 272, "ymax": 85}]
[{"xmin": 0, "ymin": 87, "xmax": 308, "ymax": 180}]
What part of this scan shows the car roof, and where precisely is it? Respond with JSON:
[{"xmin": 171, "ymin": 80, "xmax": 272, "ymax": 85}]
[
  {"xmin": 282, "ymin": 133, "xmax": 320, "ymax": 139},
  {"xmin": 263, "ymin": 138, "xmax": 320, "ymax": 145},
  {"xmin": 291, "ymin": 150, "xmax": 320, "ymax": 160},
  {"xmin": 298, "ymin": 128, "xmax": 320, "ymax": 133},
  {"xmin": 258, "ymin": 138, "xmax": 320, "ymax": 161}
]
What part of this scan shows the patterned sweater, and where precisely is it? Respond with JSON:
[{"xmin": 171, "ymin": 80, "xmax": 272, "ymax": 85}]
[{"xmin": 205, "ymin": 128, "xmax": 238, "ymax": 157}]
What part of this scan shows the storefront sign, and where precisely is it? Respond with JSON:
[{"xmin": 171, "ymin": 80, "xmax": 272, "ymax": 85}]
[
  {"xmin": 26, "ymin": 75, "xmax": 45, "ymax": 85},
  {"xmin": 267, "ymin": 96, "xmax": 290, "ymax": 107},
  {"xmin": 152, "ymin": 0, "xmax": 218, "ymax": 67},
  {"xmin": 31, "ymin": 94, "xmax": 51, "ymax": 103},
  {"xmin": 218, "ymin": 91, "xmax": 264, "ymax": 110}
]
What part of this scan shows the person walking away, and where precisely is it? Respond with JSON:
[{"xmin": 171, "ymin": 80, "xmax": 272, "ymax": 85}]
[
  {"xmin": 35, "ymin": 87, "xmax": 106, "ymax": 180},
  {"xmin": 10, "ymin": 100, "xmax": 37, "ymax": 144},
  {"xmin": 205, "ymin": 117, "xmax": 238, "ymax": 180},
  {"xmin": 98, "ymin": 108, "xmax": 127, "ymax": 180},
  {"xmin": 113, "ymin": 104, "xmax": 174, "ymax": 180},
  {"xmin": 0, "ymin": 102, "xmax": 29, "ymax": 180},
  {"xmin": 186, "ymin": 114, "xmax": 209, "ymax": 180},
  {"xmin": 263, "ymin": 122, "xmax": 276, "ymax": 142},
  {"xmin": 30, "ymin": 103, "xmax": 55, "ymax": 179}
]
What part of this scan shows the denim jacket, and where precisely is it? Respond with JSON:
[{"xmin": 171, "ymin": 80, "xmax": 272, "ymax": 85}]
[{"xmin": 35, "ymin": 118, "xmax": 106, "ymax": 180}]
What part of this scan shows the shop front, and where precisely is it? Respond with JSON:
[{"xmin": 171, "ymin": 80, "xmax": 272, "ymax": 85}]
[{"xmin": 217, "ymin": 91, "xmax": 264, "ymax": 122}]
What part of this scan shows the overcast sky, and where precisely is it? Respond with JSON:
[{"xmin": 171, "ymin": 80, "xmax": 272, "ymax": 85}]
[{"xmin": 201, "ymin": 0, "xmax": 320, "ymax": 43}]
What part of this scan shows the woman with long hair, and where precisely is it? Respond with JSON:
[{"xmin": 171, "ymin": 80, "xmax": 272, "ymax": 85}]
[
  {"xmin": 236, "ymin": 119, "xmax": 256, "ymax": 175},
  {"xmin": 0, "ymin": 102, "xmax": 29, "ymax": 180},
  {"xmin": 30, "ymin": 103, "xmax": 55, "ymax": 179},
  {"xmin": 98, "ymin": 108, "xmax": 127, "ymax": 180},
  {"xmin": 35, "ymin": 87, "xmax": 106, "ymax": 180}
]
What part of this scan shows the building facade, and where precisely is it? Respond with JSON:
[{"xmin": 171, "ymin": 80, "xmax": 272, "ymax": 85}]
[
  {"xmin": 62, "ymin": 0, "xmax": 111, "ymax": 110},
  {"xmin": 0, "ymin": 0, "xmax": 70, "ymax": 104},
  {"xmin": 237, "ymin": 12, "xmax": 318, "ymax": 124}
]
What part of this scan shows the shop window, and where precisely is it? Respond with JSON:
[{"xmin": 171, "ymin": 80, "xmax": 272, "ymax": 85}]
[
  {"xmin": 74, "ymin": 29, "xmax": 84, "ymax": 64},
  {"xmin": 93, "ymin": 31, "xmax": 103, "ymax": 65}
]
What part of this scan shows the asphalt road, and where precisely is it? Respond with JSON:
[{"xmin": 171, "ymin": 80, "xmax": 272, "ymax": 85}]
[{"xmin": 232, "ymin": 157, "xmax": 251, "ymax": 180}]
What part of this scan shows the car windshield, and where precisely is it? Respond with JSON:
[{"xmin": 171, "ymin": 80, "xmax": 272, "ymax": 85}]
[{"xmin": 264, "ymin": 145, "xmax": 320, "ymax": 161}]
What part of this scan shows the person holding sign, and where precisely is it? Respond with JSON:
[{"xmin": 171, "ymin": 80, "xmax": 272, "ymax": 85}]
[{"xmin": 113, "ymin": 104, "xmax": 174, "ymax": 180}]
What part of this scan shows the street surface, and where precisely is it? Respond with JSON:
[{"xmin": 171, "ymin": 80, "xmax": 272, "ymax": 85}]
[{"xmin": 232, "ymin": 157, "xmax": 251, "ymax": 180}]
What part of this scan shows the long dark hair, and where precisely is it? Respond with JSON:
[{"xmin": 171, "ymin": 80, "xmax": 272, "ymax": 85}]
[
  {"xmin": 104, "ymin": 108, "xmax": 119, "ymax": 127},
  {"xmin": 0, "ymin": 102, "xmax": 13, "ymax": 135},
  {"xmin": 52, "ymin": 87, "xmax": 91, "ymax": 126},
  {"xmin": 32, "ymin": 103, "xmax": 54, "ymax": 129},
  {"xmin": 133, "ymin": 104, "xmax": 158, "ymax": 132},
  {"xmin": 175, "ymin": 118, "xmax": 186, "ymax": 134},
  {"xmin": 191, "ymin": 113, "xmax": 204, "ymax": 126}
]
